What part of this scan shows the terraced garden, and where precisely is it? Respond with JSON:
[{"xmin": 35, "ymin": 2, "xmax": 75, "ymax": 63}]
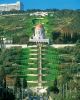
[
  {"xmin": 0, "ymin": 43, "xmax": 80, "ymax": 99},
  {"xmin": 3, "ymin": 44, "xmax": 59, "ymax": 87},
  {"xmin": 41, "ymin": 46, "xmax": 59, "ymax": 86}
]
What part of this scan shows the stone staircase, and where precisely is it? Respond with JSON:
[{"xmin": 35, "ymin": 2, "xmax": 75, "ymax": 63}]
[{"xmin": 27, "ymin": 44, "xmax": 47, "ymax": 87}]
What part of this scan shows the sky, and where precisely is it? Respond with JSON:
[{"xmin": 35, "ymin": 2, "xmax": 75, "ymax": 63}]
[{"xmin": 0, "ymin": 0, "xmax": 80, "ymax": 10}]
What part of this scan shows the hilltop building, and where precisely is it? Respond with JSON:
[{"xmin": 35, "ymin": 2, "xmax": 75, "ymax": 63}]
[
  {"xmin": 0, "ymin": 1, "xmax": 23, "ymax": 11},
  {"xmin": 30, "ymin": 12, "xmax": 48, "ymax": 17}
]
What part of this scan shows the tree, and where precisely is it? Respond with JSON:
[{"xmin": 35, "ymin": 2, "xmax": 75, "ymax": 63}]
[
  {"xmin": 53, "ymin": 78, "xmax": 59, "ymax": 94},
  {"xmin": 23, "ymin": 78, "xmax": 27, "ymax": 89}
]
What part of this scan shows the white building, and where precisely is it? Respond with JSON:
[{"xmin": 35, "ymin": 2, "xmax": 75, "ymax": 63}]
[
  {"xmin": 30, "ymin": 12, "xmax": 48, "ymax": 17},
  {"xmin": 29, "ymin": 24, "xmax": 49, "ymax": 44},
  {"xmin": 0, "ymin": 1, "xmax": 23, "ymax": 11}
]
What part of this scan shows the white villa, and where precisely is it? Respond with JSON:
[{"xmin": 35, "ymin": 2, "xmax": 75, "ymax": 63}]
[{"xmin": 30, "ymin": 12, "xmax": 48, "ymax": 17}]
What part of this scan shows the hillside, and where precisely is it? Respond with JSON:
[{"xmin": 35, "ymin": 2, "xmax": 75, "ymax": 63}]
[
  {"xmin": 0, "ymin": 9, "xmax": 80, "ymax": 100},
  {"xmin": 0, "ymin": 10, "xmax": 80, "ymax": 44}
]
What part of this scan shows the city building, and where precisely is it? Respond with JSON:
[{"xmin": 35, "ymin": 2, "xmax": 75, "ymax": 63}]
[{"xmin": 0, "ymin": 1, "xmax": 23, "ymax": 11}]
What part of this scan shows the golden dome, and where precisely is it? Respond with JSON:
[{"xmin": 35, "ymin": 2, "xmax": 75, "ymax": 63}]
[{"xmin": 35, "ymin": 24, "xmax": 44, "ymax": 29}]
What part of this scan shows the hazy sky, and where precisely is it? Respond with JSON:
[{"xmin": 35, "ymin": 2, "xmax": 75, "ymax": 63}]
[{"xmin": 0, "ymin": 0, "xmax": 80, "ymax": 10}]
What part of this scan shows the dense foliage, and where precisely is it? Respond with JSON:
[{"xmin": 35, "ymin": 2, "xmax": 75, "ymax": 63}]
[{"xmin": 42, "ymin": 46, "xmax": 59, "ymax": 86}]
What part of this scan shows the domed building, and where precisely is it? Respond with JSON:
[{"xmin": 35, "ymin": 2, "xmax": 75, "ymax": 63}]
[
  {"xmin": 34, "ymin": 24, "xmax": 45, "ymax": 39},
  {"xmin": 29, "ymin": 24, "xmax": 49, "ymax": 44}
]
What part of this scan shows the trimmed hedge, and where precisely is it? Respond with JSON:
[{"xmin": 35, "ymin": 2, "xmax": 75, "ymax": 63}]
[{"xmin": 42, "ymin": 46, "xmax": 59, "ymax": 83}]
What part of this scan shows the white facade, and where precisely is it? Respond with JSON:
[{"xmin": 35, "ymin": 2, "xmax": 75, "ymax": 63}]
[
  {"xmin": 29, "ymin": 24, "xmax": 49, "ymax": 44},
  {"xmin": 0, "ymin": 1, "xmax": 23, "ymax": 11},
  {"xmin": 34, "ymin": 25, "xmax": 45, "ymax": 39},
  {"xmin": 30, "ymin": 12, "xmax": 48, "ymax": 17}
]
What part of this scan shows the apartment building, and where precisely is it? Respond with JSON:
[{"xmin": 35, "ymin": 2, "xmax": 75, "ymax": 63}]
[{"xmin": 0, "ymin": 1, "xmax": 23, "ymax": 11}]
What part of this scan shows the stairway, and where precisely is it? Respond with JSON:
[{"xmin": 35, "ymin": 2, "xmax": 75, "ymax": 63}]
[{"xmin": 27, "ymin": 44, "xmax": 47, "ymax": 87}]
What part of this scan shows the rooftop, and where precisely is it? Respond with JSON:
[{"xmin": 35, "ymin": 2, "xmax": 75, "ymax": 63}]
[{"xmin": 35, "ymin": 24, "xmax": 44, "ymax": 29}]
